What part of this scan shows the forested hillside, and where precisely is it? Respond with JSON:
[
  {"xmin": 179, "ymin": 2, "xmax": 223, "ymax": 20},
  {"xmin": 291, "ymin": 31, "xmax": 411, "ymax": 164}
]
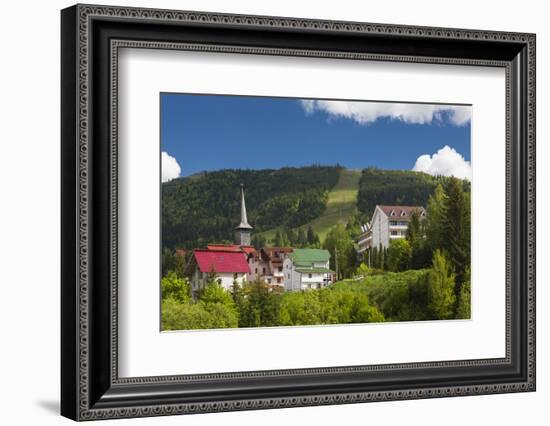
[
  {"xmin": 162, "ymin": 166, "xmax": 340, "ymax": 249},
  {"xmin": 162, "ymin": 166, "xmax": 470, "ymax": 250},
  {"xmin": 257, "ymin": 168, "xmax": 361, "ymax": 244},
  {"xmin": 356, "ymin": 168, "xmax": 470, "ymax": 220}
]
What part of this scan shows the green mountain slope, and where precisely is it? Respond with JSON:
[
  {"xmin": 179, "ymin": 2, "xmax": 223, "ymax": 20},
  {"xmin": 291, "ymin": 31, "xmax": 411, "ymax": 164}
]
[
  {"xmin": 162, "ymin": 166, "xmax": 340, "ymax": 249},
  {"xmin": 162, "ymin": 165, "xmax": 462, "ymax": 250},
  {"xmin": 356, "ymin": 168, "xmax": 469, "ymax": 220},
  {"xmin": 257, "ymin": 168, "xmax": 361, "ymax": 243}
]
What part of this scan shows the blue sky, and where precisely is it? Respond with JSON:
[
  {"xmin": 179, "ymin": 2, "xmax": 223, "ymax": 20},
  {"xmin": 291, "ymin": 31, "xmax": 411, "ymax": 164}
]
[{"xmin": 160, "ymin": 93, "xmax": 471, "ymax": 181}]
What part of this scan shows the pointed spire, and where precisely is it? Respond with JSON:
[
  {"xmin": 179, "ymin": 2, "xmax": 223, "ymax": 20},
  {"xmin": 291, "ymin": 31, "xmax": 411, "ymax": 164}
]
[{"xmin": 236, "ymin": 183, "xmax": 253, "ymax": 230}]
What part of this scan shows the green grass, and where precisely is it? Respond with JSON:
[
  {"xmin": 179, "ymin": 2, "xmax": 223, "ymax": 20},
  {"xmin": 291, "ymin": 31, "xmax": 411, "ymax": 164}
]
[{"xmin": 258, "ymin": 168, "xmax": 361, "ymax": 243}]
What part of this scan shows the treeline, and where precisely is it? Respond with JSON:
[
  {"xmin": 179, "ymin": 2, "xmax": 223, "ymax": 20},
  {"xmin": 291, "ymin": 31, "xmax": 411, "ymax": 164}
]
[
  {"xmin": 162, "ymin": 166, "xmax": 340, "ymax": 249},
  {"xmin": 161, "ymin": 273, "xmax": 385, "ymax": 330},
  {"xmin": 253, "ymin": 225, "xmax": 321, "ymax": 250},
  {"xmin": 361, "ymin": 177, "xmax": 471, "ymax": 317},
  {"xmin": 356, "ymin": 168, "xmax": 470, "ymax": 221}
]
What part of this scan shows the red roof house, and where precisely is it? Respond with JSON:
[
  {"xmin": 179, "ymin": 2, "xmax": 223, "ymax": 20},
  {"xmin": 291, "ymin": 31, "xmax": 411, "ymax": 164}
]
[
  {"xmin": 206, "ymin": 244, "xmax": 256, "ymax": 255},
  {"xmin": 193, "ymin": 249, "xmax": 250, "ymax": 274},
  {"xmin": 186, "ymin": 248, "xmax": 252, "ymax": 295},
  {"xmin": 206, "ymin": 244, "xmax": 242, "ymax": 252}
]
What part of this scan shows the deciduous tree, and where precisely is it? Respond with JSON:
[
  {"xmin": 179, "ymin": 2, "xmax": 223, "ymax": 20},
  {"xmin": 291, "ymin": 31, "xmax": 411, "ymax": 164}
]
[
  {"xmin": 387, "ymin": 239, "xmax": 412, "ymax": 272},
  {"xmin": 161, "ymin": 272, "xmax": 191, "ymax": 303}
]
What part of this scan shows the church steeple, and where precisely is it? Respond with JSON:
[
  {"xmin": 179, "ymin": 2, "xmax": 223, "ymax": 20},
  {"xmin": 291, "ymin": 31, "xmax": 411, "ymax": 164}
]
[{"xmin": 235, "ymin": 184, "xmax": 253, "ymax": 245}]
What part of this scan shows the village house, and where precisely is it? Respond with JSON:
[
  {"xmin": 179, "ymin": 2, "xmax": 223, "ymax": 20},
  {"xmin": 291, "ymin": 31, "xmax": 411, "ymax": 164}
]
[
  {"xmin": 185, "ymin": 249, "xmax": 250, "ymax": 297},
  {"xmin": 206, "ymin": 244, "xmax": 259, "ymax": 282},
  {"xmin": 184, "ymin": 184, "xmax": 329, "ymax": 295},
  {"xmin": 185, "ymin": 184, "xmax": 254, "ymax": 297},
  {"xmin": 208, "ymin": 185, "xmax": 294, "ymax": 288},
  {"xmin": 356, "ymin": 205, "xmax": 426, "ymax": 255},
  {"xmin": 260, "ymin": 247, "xmax": 294, "ymax": 286},
  {"xmin": 283, "ymin": 248, "xmax": 334, "ymax": 291},
  {"xmin": 245, "ymin": 249, "xmax": 266, "ymax": 282}
]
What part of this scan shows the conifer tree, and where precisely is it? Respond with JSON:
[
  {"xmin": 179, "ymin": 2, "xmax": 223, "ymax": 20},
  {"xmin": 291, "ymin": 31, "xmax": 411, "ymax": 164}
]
[
  {"xmin": 441, "ymin": 178, "xmax": 470, "ymax": 297},
  {"xmin": 426, "ymin": 249, "xmax": 456, "ymax": 319},
  {"xmin": 297, "ymin": 228, "xmax": 307, "ymax": 247},
  {"xmin": 273, "ymin": 230, "xmax": 283, "ymax": 247},
  {"xmin": 455, "ymin": 267, "xmax": 471, "ymax": 319},
  {"xmin": 406, "ymin": 210, "xmax": 421, "ymax": 246},
  {"xmin": 425, "ymin": 183, "xmax": 446, "ymax": 253},
  {"xmin": 306, "ymin": 225, "xmax": 316, "ymax": 245}
]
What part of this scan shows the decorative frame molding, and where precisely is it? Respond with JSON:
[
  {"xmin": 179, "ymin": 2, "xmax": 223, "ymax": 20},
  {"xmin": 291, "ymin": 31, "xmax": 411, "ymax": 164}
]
[{"xmin": 61, "ymin": 4, "xmax": 536, "ymax": 421}]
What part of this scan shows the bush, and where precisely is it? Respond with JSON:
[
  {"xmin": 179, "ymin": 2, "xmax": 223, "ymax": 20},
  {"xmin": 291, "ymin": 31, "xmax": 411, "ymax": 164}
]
[
  {"xmin": 162, "ymin": 299, "xmax": 213, "ymax": 330},
  {"xmin": 279, "ymin": 291, "xmax": 322, "ymax": 326},
  {"xmin": 161, "ymin": 298, "xmax": 239, "ymax": 330}
]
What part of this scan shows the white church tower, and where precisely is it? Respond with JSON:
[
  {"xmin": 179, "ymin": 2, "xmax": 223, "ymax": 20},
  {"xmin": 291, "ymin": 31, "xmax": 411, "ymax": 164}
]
[{"xmin": 235, "ymin": 184, "xmax": 253, "ymax": 246}]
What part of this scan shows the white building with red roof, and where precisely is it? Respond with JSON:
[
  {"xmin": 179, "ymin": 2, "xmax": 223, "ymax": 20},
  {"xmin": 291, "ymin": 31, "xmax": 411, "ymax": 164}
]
[
  {"xmin": 186, "ymin": 249, "xmax": 250, "ymax": 296},
  {"xmin": 357, "ymin": 205, "xmax": 426, "ymax": 253},
  {"xmin": 185, "ymin": 184, "xmax": 258, "ymax": 296}
]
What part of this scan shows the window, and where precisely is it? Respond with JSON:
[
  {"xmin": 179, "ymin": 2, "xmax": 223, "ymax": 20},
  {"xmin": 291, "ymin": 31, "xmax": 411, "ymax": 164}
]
[
  {"xmin": 277, "ymin": 277, "xmax": 281, "ymax": 283},
  {"xmin": 278, "ymin": 266, "xmax": 283, "ymax": 272},
  {"xmin": 217, "ymin": 278, "xmax": 222, "ymax": 285},
  {"xmin": 391, "ymin": 231, "xmax": 399, "ymax": 236},
  {"xmin": 390, "ymin": 210, "xmax": 396, "ymax": 216},
  {"xmin": 262, "ymin": 267, "xmax": 266, "ymax": 274},
  {"xmin": 255, "ymin": 268, "xmax": 258, "ymax": 274},
  {"xmin": 288, "ymin": 274, "xmax": 290, "ymax": 279},
  {"xmin": 401, "ymin": 210, "xmax": 407, "ymax": 216},
  {"xmin": 391, "ymin": 220, "xmax": 407, "ymax": 226},
  {"xmin": 308, "ymin": 273, "xmax": 312, "ymax": 278}
]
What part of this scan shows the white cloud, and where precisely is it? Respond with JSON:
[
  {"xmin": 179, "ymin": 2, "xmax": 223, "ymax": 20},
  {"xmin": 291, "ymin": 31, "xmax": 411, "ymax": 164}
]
[
  {"xmin": 447, "ymin": 105, "xmax": 471, "ymax": 126},
  {"xmin": 299, "ymin": 99, "xmax": 470, "ymax": 126},
  {"xmin": 412, "ymin": 145, "xmax": 471, "ymax": 181},
  {"xmin": 161, "ymin": 151, "xmax": 181, "ymax": 183}
]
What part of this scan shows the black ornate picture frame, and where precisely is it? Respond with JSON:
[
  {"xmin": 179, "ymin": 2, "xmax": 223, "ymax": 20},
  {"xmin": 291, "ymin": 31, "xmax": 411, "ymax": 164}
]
[{"xmin": 61, "ymin": 4, "xmax": 536, "ymax": 421}]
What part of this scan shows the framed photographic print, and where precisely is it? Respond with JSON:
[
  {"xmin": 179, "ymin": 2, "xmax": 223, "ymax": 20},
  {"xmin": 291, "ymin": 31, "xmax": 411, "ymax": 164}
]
[{"xmin": 61, "ymin": 4, "xmax": 536, "ymax": 421}]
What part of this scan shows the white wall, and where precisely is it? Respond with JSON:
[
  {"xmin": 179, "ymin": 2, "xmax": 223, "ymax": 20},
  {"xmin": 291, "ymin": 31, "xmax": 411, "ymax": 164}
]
[
  {"xmin": 218, "ymin": 273, "xmax": 247, "ymax": 291},
  {"xmin": 0, "ymin": 0, "xmax": 547, "ymax": 425}
]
